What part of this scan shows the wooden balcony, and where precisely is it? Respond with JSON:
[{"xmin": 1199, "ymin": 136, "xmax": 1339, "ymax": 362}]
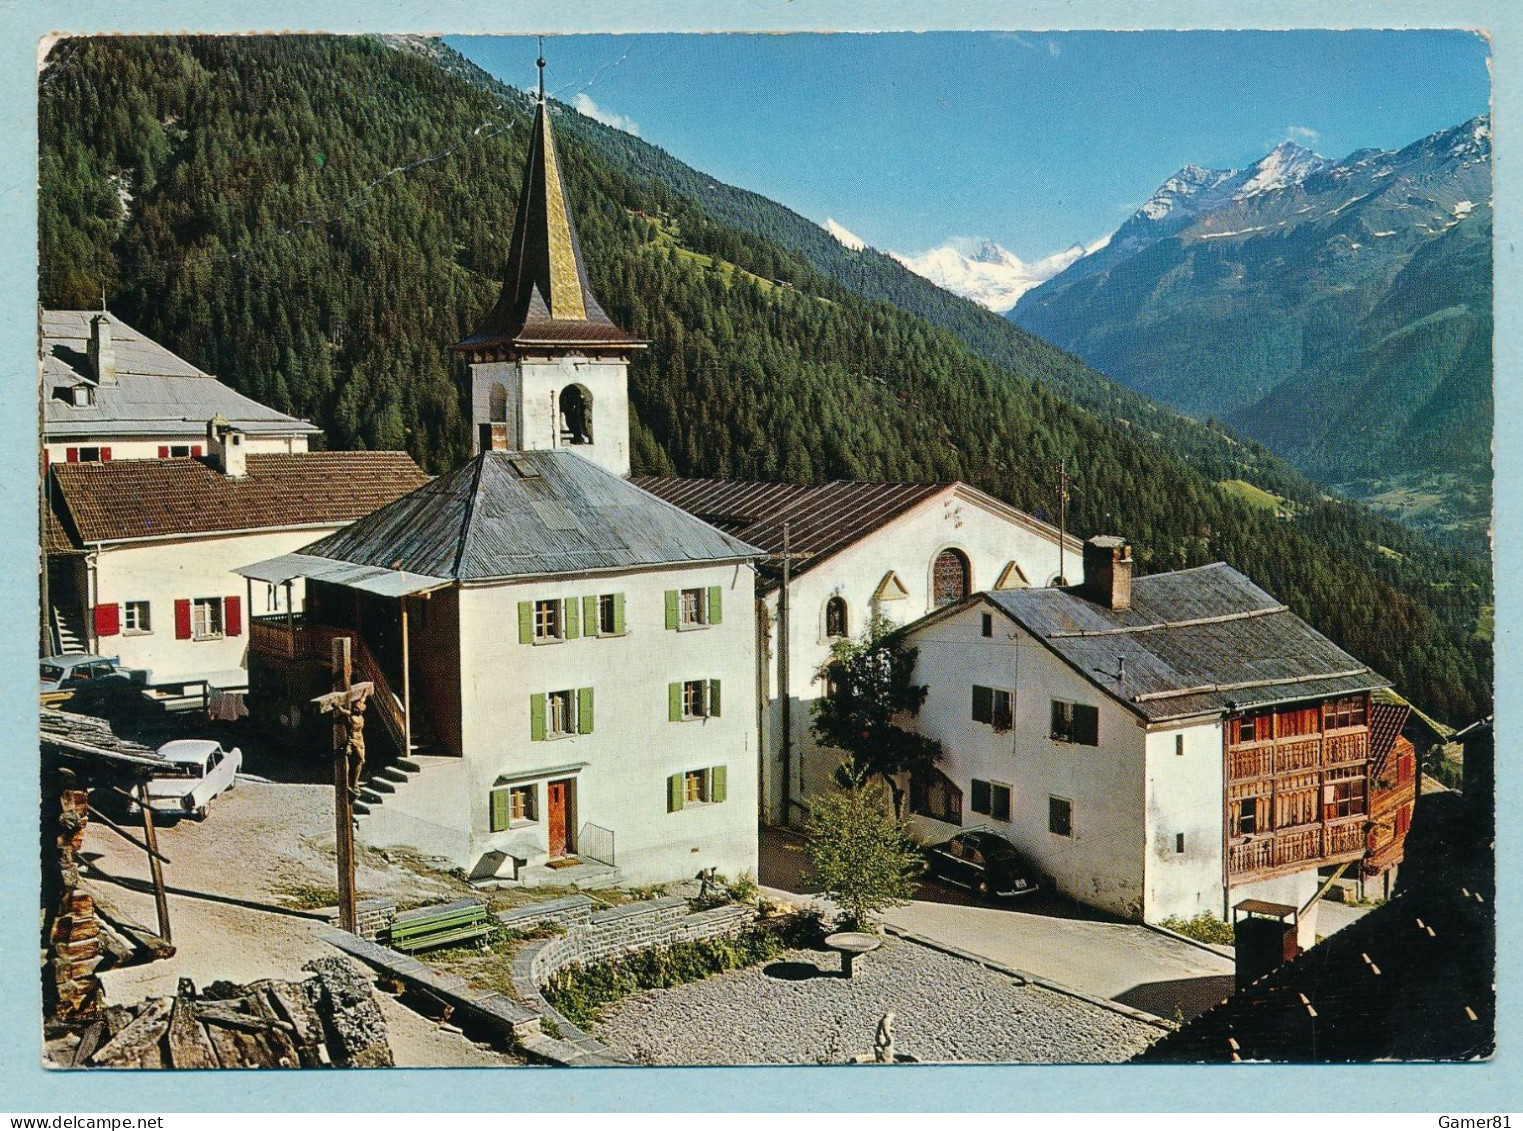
[
  {"xmin": 1227, "ymin": 731, "xmax": 1368, "ymax": 782},
  {"xmin": 1228, "ymin": 817, "xmax": 1367, "ymax": 879}
]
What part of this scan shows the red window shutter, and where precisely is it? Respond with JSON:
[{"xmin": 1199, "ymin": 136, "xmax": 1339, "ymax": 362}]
[
  {"xmin": 66, "ymin": 448, "xmax": 78, "ymax": 462},
  {"xmin": 225, "ymin": 595, "xmax": 242, "ymax": 637},
  {"xmin": 101, "ymin": 447, "xmax": 112, "ymax": 461},
  {"xmin": 158, "ymin": 446, "xmax": 170, "ymax": 459},
  {"xmin": 43, "ymin": 450, "xmax": 50, "ymax": 468},
  {"xmin": 94, "ymin": 603, "xmax": 120, "ymax": 637},
  {"xmin": 175, "ymin": 599, "xmax": 192, "ymax": 640},
  {"xmin": 191, "ymin": 445, "xmax": 202, "ymax": 457}
]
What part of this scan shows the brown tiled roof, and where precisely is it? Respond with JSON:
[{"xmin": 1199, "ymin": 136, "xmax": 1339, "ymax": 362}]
[
  {"xmin": 632, "ymin": 477, "xmax": 948, "ymax": 590},
  {"xmin": 457, "ymin": 102, "xmax": 640, "ymax": 354},
  {"xmin": 50, "ymin": 452, "xmax": 429, "ymax": 546}
]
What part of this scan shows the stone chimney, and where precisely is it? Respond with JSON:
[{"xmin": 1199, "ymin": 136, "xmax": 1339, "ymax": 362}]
[
  {"xmin": 88, "ymin": 314, "xmax": 116, "ymax": 385},
  {"xmin": 1082, "ymin": 535, "xmax": 1133, "ymax": 611},
  {"xmin": 206, "ymin": 416, "xmax": 247, "ymax": 479}
]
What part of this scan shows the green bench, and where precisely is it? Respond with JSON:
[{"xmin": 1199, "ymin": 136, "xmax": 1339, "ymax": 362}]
[{"xmin": 388, "ymin": 898, "xmax": 493, "ymax": 953}]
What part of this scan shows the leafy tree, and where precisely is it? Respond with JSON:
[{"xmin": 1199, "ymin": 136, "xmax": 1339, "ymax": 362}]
[
  {"xmin": 811, "ymin": 614, "xmax": 944, "ymax": 818},
  {"xmin": 803, "ymin": 776, "xmax": 924, "ymax": 932}
]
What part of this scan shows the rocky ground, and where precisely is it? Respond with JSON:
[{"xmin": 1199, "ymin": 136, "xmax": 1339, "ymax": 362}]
[
  {"xmin": 595, "ymin": 936, "xmax": 1161, "ymax": 1066},
  {"xmin": 79, "ymin": 778, "xmax": 515, "ymax": 1067}
]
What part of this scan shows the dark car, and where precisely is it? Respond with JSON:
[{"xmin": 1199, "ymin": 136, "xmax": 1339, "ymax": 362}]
[
  {"xmin": 924, "ymin": 829, "xmax": 1041, "ymax": 900},
  {"xmin": 40, "ymin": 654, "xmax": 150, "ymax": 712}
]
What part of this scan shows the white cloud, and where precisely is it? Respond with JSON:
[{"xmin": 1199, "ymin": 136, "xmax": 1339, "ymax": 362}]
[
  {"xmin": 998, "ymin": 32, "xmax": 1061, "ymax": 57},
  {"xmin": 1285, "ymin": 125, "xmax": 1321, "ymax": 145},
  {"xmin": 570, "ymin": 92, "xmax": 640, "ymax": 136},
  {"xmin": 1047, "ymin": 40, "xmax": 1061, "ymax": 57}
]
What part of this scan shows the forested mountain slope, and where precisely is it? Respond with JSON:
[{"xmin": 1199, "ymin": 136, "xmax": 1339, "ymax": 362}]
[{"xmin": 38, "ymin": 35, "xmax": 1490, "ymax": 722}]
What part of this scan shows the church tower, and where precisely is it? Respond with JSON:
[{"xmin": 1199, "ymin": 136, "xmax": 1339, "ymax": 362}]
[{"xmin": 456, "ymin": 53, "xmax": 642, "ymax": 477}]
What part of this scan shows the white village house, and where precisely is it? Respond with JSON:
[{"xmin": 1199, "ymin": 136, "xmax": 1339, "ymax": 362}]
[
  {"xmin": 46, "ymin": 431, "xmax": 427, "ymax": 685},
  {"xmin": 239, "ymin": 89, "xmax": 760, "ymax": 887},
  {"xmin": 42, "ymin": 308, "xmax": 319, "ymax": 464},
  {"xmin": 899, "ymin": 536, "xmax": 1394, "ymax": 944},
  {"xmin": 635, "ymin": 477, "xmax": 1084, "ymax": 825}
]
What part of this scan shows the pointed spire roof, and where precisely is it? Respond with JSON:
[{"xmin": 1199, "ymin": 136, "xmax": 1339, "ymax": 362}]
[{"xmin": 457, "ymin": 96, "xmax": 640, "ymax": 355}]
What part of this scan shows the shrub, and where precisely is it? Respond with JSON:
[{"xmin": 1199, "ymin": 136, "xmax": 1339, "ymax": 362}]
[
  {"xmin": 1159, "ymin": 912, "xmax": 1236, "ymax": 946},
  {"xmin": 804, "ymin": 777, "xmax": 923, "ymax": 932}
]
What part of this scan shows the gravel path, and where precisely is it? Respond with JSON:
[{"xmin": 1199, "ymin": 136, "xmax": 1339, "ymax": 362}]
[{"xmin": 595, "ymin": 937, "xmax": 1161, "ymax": 1065}]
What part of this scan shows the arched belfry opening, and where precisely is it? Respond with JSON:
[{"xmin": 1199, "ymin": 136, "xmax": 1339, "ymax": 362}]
[
  {"xmin": 932, "ymin": 548, "xmax": 971, "ymax": 608},
  {"xmin": 559, "ymin": 384, "xmax": 593, "ymax": 445}
]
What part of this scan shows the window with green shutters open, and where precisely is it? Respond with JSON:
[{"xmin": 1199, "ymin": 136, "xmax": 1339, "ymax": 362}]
[
  {"xmin": 667, "ymin": 765, "xmax": 728, "ymax": 811},
  {"xmin": 489, "ymin": 783, "xmax": 538, "ymax": 831},
  {"xmin": 528, "ymin": 687, "xmax": 594, "ymax": 740},
  {"xmin": 518, "ymin": 594, "xmax": 624, "ymax": 644},
  {"xmin": 669, "ymin": 679, "xmax": 722, "ymax": 721},
  {"xmin": 971, "ymin": 685, "xmax": 1013, "ymax": 732},
  {"xmin": 665, "ymin": 586, "xmax": 723, "ymax": 630}
]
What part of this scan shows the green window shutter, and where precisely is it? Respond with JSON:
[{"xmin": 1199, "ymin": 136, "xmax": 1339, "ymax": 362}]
[
  {"xmin": 564, "ymin": 597, "xmax": 580, "ymax": 640},
  {"xmin": 529, "ymin": 693, "xmax": 547, "ymax": 741},
  {"xmin": 518, "ymin": 601, "xmax": 533, "ymax": 645},
  {"xmin": 578, "ymin": 687, "xmax": 595, "ymax": 734},
  {"xmin": 710, "ymin": 765, "xmax": 728, "ymax": 804},
  {"xmin": 612, "ymin": 592, "xmax": 626, "ymax": 634},
  {"xmin": 707, "ymin": 586, "xmax": 723, "ymax": 625},
  {"xmin": 665, "ymin": 589, "xmax": 679, "ymax": 630},
  {"xmin": 972, "ymin": 685, "xmax": 993, "ymax": 724},
  {"xmin": 490, "ymin": 789, "xmax": 509, "ymax": 832},
  {"xmin": 668, "ymin": 773, "xmax": 685, "ymax": 813},
  {"xmin": 669, "ymin": 682, "xmax": 683, "ymax": 722},
  {"xmin": 583, "ymin": 595, "xmax": 598, "ymax": 636},
  {"xmin": 708, "ymin": 678, "xmax": 722, "ymax": 718}
]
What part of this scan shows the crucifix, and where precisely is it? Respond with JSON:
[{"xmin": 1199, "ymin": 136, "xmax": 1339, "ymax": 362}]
[{"xmin": 311, "ymin": 636, "xmax": 373, "ymax": 934}]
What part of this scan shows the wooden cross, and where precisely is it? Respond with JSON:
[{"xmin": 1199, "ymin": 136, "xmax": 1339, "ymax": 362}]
[{"xmin": 311, "ymin": 637, "xmax": 372, "ymax": 934}]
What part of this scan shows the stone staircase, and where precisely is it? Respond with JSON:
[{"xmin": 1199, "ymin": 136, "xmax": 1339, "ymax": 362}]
[
  {"xmin": 353, "ymin": 756, "xmax": 421, "ymax": 817},
  {"xmin": 503, "ymin": 858, "xmax": 624, "ymax": 890}
]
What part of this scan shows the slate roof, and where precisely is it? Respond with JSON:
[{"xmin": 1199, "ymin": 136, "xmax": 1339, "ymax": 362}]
[
  {"xmin": 295, "ymin": 450, "xmax": 760, "ymax": 582},
  {"xmin": 49, "ymin": 452, "xmax": 429, "ymax": 547},
  {"xmin": 42, "ymin": 310, "xmax": 321, "ymax": 440},
  {"xmin": 1368, "ymin": 700, "xmax": 1412, "ymax": 778},
  {"xmin": 1138, "ymin": 791, "xmax": 1494, "ymax": 1063},
  {"xmin": 633, "ymin": 476, "xmax": 1077, "ymax": 592},
  {"xmin": 979, "ymin": 563, "xmax": 1389, "ymax": 723},
  {"xmin": 457, "ymin": 102, "xmax": 640, "ymax": 354},
  {"xmin": 40, "ymin": 709, "xmax": 191, "ymax": 778}
]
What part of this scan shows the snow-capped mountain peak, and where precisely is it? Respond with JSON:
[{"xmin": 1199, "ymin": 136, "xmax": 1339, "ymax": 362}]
[
  {"xmin": 890, "ymin": 237, "xmax": 1099, "ymax": 313},
  {"xmin": 822, "ymin": 217, "xmax": 867, "ymax": 251},
  {"xmin": 1140, "ymin": 165, "xmax": 1239, "ymax": 220},
  {"xmin": 1233, "ymin": 140, "xmax": 1331, "ymax": 199}
]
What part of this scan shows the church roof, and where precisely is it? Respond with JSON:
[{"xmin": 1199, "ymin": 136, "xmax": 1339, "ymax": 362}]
[
  {"xmin": 42, "ymin": 310, "xmax": 321, "ymax": 440},
  {"xmin": 291, "ymin": 450, "xmax": 759, "ymax": 583},
  {"xmin": 457, "ymin": 101, "xmax": 640, "ymax": 355}
]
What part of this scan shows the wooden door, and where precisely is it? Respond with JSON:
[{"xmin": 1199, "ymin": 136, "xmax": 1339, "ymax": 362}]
[{"xmin": 547, "ymin": 780, "xmax": 568, "ymax": 858}]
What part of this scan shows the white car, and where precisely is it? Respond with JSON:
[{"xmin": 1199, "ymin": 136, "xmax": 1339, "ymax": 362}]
[{"xmin": 137, "ymin": 739, "xmax": 242, "ymax": 820}]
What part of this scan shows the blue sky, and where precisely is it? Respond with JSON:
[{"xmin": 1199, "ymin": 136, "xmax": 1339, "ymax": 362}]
[{"xmin": 448, "ymin": 30, "xmax": 1491, "ymax": 260}]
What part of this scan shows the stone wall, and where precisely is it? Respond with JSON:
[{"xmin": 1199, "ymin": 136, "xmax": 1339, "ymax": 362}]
[
  {"xmin": 508, "ymin": 894, "xmax": 761, "ymax": 1065},
  {"xmin": 326, "ymin": 897, "xmax": 396, "ymax": 943}
]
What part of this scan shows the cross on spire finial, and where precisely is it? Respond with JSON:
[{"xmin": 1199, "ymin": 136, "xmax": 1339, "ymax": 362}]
[{"xmin": 537, "ymin": 36, "xmax": 545, "ymax": 103}]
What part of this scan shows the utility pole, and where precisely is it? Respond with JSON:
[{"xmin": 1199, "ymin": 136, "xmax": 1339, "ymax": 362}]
[
  {"xmin": 1055, "ymin": 459, "xmax": 1070, "ymax": 585},
  {"xmin": 778, "ymin": 521, "xmax": 792, "ymax": 823}
]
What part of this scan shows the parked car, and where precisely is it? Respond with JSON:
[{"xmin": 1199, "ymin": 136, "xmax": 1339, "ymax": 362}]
[
  {"xmin": 923, "ymin": 829, "xmax": 1041, "ymax": 900},
  {"xmin": 40, "ymin": 654, "xmax": 150, "ymax": 710},
  {"xmin": 132, "ymin": 739, "xmax": 243, "ymax": 821}
]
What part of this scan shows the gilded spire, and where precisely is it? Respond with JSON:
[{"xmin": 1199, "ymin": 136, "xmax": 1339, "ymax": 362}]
[{"xmin": 457, "ymin": 48, "xmax": 637, "ymax": 356}]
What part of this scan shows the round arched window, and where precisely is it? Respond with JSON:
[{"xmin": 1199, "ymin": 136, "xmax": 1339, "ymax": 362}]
[
  {"xmin": 559, "ymin": 384, "xmax": 593, "ymax": 445},
  {"xmin": 825, "ymin": 596, "xmax": 848, "ymax": 638},
  {"xmin": 933, "ymin": 549, "xmax": 971, "ymax": 608}
]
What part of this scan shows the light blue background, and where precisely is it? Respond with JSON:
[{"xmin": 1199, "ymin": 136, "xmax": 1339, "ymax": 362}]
[{"xmin": 1, "ymin": 0, "xmax": 1515, "ymax": 1113}]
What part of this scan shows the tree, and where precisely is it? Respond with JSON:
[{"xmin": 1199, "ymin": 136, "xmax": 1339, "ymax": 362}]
[
  {"xmin": 811, "ymin": 613, "xmax": 943, "ymax": 818},
  {"xmin": 803, "ymin": 776, "xmax": 923, "ymax": 932}
]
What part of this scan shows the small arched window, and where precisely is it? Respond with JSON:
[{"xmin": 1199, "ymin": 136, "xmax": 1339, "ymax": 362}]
[
  {"xmin": 559, "ymin": 384, "xmax": 593, "ymax": 445},
  {"xmin": 825, "ymin": 596, "xmax": 848, "ymax": 639},
  {"xmin": 933, "ymin": 548, "xmax": 971, "ymax": 608}
]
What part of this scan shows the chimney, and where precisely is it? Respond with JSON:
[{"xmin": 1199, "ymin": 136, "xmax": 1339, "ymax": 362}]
[
  {"xmin": 206, "ymin": 416, "xmax": 247, "ymax": 479},
  {"xmin": 88, "ymin": 314, "xmax": 116, "ymax": 385},
  {"xmin": 1083, "ymin": 535, "xmax": 1133, "ymax": 611}
]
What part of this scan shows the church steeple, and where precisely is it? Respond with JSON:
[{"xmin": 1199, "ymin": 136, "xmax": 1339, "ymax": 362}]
[
  {"xmin": 459, "ymin": 48, "xmax": 639, "ymax": 477},
  {"xmin": 457, "ymin": 56, "xmax": 637, "ymax": 356}
]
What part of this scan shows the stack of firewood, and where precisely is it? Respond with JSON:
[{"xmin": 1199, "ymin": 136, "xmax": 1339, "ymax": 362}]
[
  {"xmin": 49, "ymin": 959, "xmax": 394, "ymax": 1069},
  {"xmin": 49, "ymin": 789, "xmax": 102, "ymax": 1021}
]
